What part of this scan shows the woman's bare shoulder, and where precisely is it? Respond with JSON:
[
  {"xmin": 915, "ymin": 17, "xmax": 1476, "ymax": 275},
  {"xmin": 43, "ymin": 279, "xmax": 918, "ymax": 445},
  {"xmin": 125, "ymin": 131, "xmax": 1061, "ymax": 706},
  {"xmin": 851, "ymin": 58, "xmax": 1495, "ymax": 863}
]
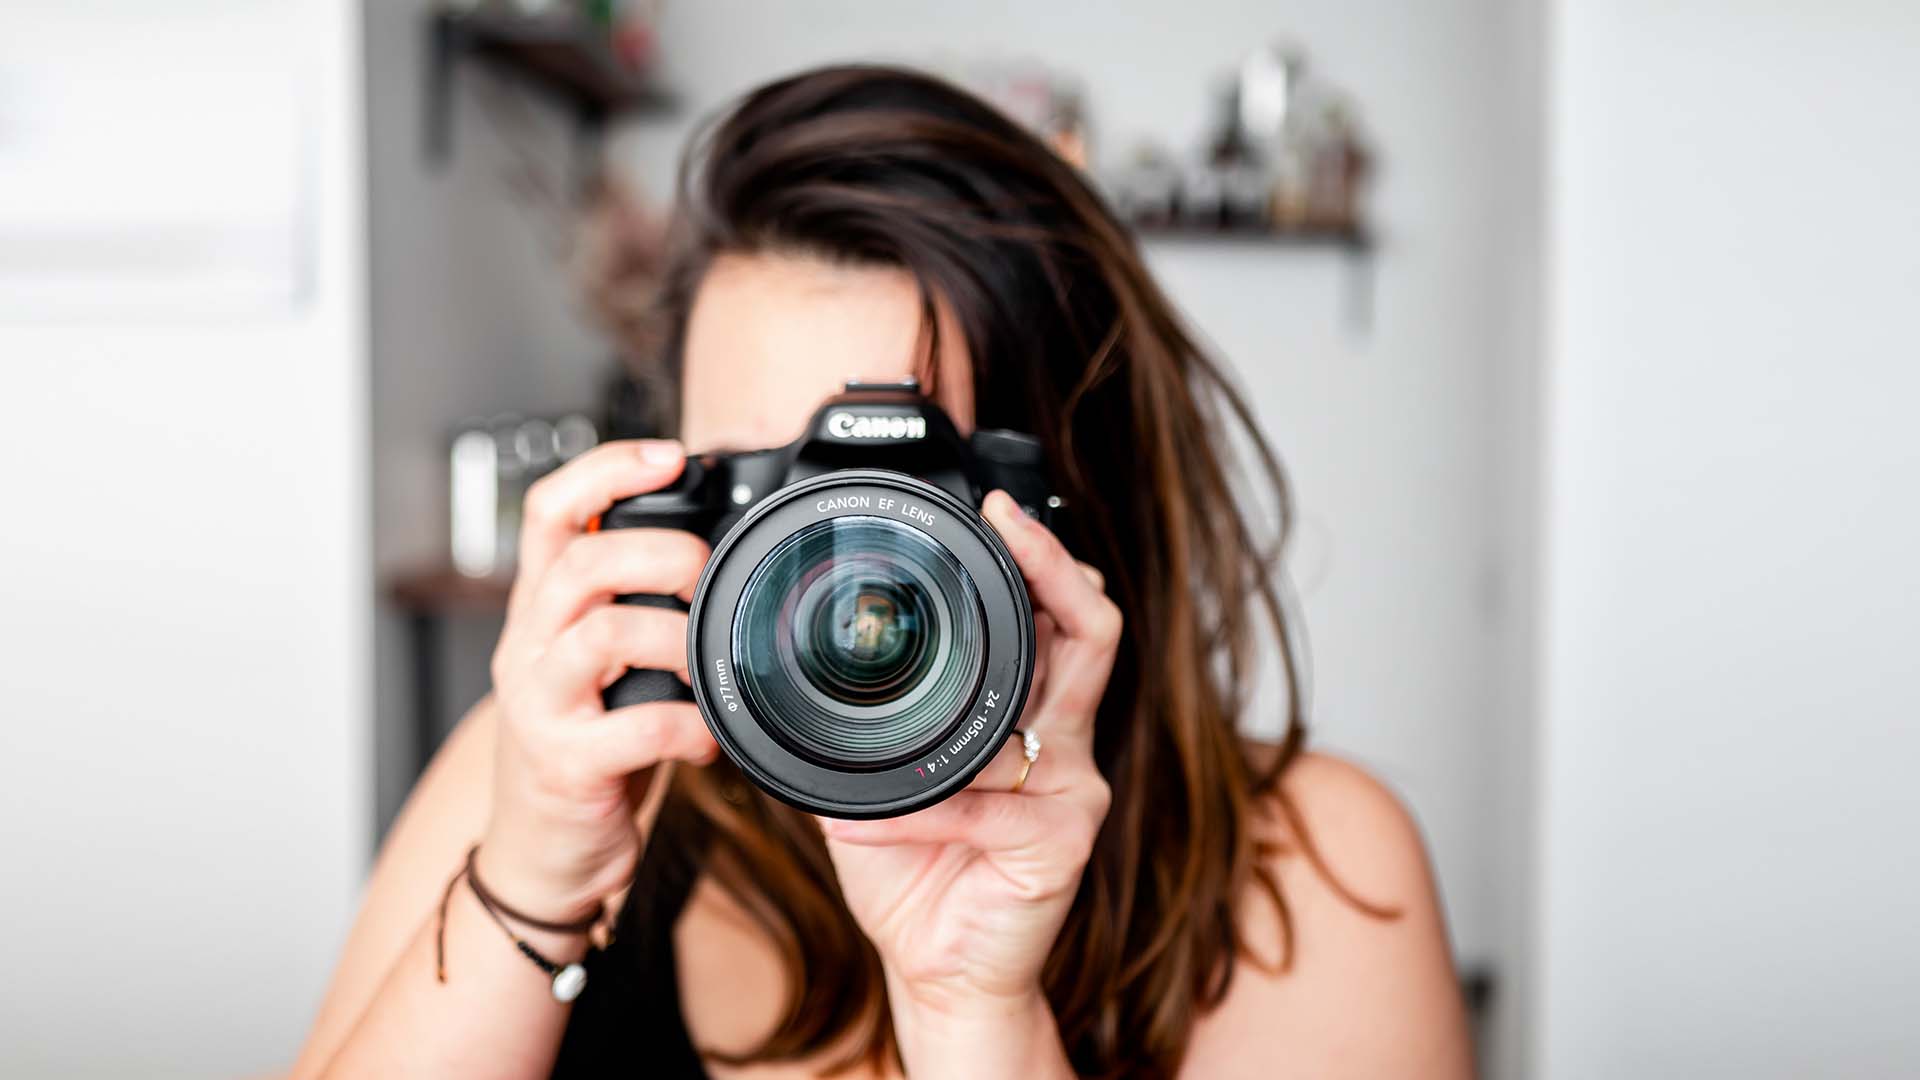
[
  {"xmin": 674, "ymin": 875, "xmax": 789, "ymax": 1068},
  {"xmin": 1181, "ymin": 745, "xmax": 1474, "ymax": 1078},
  {"xmin": 1254, "ymin": 746, "xmax": 1434, "ymax": 894},
  {"xmin": 675, "ymin": 876, "xmax": 893, "ymax": 1079}
]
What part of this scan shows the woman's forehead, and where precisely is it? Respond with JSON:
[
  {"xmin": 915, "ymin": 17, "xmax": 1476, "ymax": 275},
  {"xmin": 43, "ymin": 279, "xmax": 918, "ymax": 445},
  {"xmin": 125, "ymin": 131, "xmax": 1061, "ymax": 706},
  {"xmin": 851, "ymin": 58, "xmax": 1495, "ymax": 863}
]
[{"xmin": 679, "ymin": 252, "xmax": 972, "ymax": 453}]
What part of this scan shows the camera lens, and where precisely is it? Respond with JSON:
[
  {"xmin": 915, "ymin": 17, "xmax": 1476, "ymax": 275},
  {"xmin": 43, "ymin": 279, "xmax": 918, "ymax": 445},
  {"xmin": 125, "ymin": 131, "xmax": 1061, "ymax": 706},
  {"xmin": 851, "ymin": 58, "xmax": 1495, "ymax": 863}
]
[
  {"xmin": 733, "ymin": 516, "xmax": 986, "ymax": 768},
  {"xmin": 687, "ymin": 470, "xmax": 1034, "ymax": 819}
]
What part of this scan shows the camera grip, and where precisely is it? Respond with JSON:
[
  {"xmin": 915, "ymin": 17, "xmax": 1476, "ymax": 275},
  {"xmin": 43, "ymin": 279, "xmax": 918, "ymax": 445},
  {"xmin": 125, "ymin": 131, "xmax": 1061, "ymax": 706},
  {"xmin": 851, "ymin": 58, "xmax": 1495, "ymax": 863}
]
[{"xmin": 600, "ymin": 592, "xmax": 694, "ymax": 709}]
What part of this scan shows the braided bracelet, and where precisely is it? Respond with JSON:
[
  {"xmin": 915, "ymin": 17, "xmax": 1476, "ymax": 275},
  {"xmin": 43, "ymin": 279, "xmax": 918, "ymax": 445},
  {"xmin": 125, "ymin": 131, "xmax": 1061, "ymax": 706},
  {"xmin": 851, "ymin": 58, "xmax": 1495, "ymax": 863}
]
[{"xmin": 434, "ymin": 846, "xmax": 604, "ymax": 1003}]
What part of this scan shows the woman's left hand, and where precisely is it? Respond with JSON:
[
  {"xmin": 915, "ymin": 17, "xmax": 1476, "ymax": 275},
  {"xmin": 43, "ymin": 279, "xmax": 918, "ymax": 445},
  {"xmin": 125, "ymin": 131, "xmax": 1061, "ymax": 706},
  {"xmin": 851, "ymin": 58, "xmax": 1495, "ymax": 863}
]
[{"xmin": 819, "ymin": 491, "xmax": 1120, "ymax": 1077}]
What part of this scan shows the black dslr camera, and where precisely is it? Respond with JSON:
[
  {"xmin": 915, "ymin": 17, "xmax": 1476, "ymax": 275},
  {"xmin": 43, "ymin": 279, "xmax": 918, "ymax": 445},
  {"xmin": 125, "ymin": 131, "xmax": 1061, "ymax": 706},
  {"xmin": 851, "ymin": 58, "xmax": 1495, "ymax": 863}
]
[{"xmin": 598, "ymin": 379, "xmax": 1057, "ymax": 819}]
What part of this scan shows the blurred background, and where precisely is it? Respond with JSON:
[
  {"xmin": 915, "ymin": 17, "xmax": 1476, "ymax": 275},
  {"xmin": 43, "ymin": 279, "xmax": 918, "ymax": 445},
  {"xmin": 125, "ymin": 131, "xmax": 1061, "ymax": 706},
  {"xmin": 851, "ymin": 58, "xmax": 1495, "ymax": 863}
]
[{"xmin": 1, "ymin": 1, "xmax": 1916, "ymax": 1076}]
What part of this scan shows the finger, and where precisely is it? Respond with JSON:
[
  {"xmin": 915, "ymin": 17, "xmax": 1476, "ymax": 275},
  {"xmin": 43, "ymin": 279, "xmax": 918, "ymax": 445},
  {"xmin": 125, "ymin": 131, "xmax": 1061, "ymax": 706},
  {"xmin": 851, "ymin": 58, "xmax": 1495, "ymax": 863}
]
[
  {"xmin": 514, "ymin": 528, "xmax": 710, "ymax": 648},
  {"xmin": 983, "ymin": 490, "xmax": 1121, "ymax": 731},
  {"xmin": 821, "ymin": 790, "xmax": 1071, "ymax": 853},
  {"xmin": 968, "ymin": 729, "xmax": 1034, "ymax": 792},
  {"xmin": 514, "ymin": 440, "xmax": 685, "ymax": 600},
  {"xmin": 967, "ymin": 727, "xmax": 1068, "ymax": 795},
  {"xmin": 569, "ymin": 701, "xmax": 718, "ymax": 776},
  {"xmin": 983, "ymin": 490, "xmax": 1121, "ymax": 648},
  {"xmin": 528, "ymin": 603, "xmax": 689, "ymax": 713},
  {"xmin": 1028, "ymin": 611, "xmax": 1056, "ymax": 704}
]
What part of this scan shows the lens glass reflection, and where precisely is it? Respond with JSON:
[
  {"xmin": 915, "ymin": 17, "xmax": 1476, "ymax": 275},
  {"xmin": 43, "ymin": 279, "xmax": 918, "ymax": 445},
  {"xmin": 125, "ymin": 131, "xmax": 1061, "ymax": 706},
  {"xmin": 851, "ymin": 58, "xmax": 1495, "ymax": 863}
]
[{"xmin": 734, "ymin": 515, "xmax": 985, "ymax": 767}]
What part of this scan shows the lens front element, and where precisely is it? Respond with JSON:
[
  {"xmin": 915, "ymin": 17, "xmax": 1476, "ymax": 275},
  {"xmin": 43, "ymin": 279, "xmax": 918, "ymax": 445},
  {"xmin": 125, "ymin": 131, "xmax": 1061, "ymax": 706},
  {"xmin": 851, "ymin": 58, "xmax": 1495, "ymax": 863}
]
[
  {"xmin": 734, "ymin": 516, "xmax": 986, "ymax": 768},
  {"xmin": 796, "ymin": 573, "xmax": 930, "ymax": 706}
]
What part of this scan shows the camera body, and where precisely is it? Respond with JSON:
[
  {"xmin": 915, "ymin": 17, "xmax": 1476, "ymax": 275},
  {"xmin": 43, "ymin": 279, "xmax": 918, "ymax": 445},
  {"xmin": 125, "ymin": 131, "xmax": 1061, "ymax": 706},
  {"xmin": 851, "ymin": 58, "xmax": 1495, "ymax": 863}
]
[{"xmin": 598, "ymin": 379, "xmax": 1056, "ymax": 819}]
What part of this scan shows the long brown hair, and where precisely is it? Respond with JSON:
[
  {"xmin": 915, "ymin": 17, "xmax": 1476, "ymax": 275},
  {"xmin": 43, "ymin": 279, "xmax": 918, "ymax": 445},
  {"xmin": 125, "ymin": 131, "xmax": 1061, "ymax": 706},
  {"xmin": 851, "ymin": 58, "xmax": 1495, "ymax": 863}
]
[{"xmin": 601, "ymin": 64, "xmax": 1353, "ymax": 1078}]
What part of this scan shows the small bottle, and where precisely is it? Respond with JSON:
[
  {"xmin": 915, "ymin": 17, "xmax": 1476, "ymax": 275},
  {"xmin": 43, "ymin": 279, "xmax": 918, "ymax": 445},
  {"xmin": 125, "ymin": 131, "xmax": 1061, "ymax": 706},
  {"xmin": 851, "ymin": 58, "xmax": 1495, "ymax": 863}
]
[
  {"xmin": 491, "ymin": 413, "xmax": 530, "ymax": 572},
  {"xmin": 1108, "ymin": 145, "xmax": 1180, "ymax": 227},
  {"xmin": 555, "ymin": 414, "xmax": 599, "ymax": 462},
  {"xmin": 516, "ymin": 418, "xmax": 559, "ymax": 480},
  {"xmin": 450, "ymin": 423, "xmax": 499, "ymax": 579},
  {"xmin": 1207, "ymin": 82, "xmax": 1272, "ymax": 229}
]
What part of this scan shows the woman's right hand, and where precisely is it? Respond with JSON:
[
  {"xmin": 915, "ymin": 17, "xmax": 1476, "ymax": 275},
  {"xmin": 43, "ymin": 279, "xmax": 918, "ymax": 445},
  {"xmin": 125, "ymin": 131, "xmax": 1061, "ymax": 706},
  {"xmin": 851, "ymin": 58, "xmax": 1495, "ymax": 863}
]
[{"xmin": 475, "ymin": 439, "xmax": 719, "ymax": 924}]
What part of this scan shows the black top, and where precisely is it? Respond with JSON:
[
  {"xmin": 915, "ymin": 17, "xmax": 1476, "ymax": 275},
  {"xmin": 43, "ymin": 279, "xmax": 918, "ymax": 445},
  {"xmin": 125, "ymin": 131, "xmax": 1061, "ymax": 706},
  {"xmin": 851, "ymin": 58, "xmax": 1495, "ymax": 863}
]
[{"xmin": 552, "ymin": 797, "xmax": 711, "ymax": 1079}]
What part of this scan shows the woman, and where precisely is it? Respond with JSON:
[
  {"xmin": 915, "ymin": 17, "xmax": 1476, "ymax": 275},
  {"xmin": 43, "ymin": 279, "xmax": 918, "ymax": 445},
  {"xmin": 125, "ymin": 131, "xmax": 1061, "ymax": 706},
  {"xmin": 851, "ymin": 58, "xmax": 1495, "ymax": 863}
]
[{"xmin": 295, "ymin": 66, "xmax": 1470, "ymax": 1078}]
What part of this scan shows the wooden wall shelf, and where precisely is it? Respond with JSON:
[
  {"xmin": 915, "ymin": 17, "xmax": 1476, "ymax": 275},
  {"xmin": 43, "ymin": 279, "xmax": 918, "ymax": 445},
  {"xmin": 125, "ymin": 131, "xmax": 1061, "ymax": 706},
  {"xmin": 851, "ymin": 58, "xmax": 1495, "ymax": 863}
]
[
  {"xmin": 387, "ymin": 565, "xmax": 511, "ymax": 616},
  {"xmin": 426, "ymin": 9, "xmax": 675, "ymax": 173},
  {"xmin": 1135, "ymin": 224, "xmax": 1373, "ymax": 252}
]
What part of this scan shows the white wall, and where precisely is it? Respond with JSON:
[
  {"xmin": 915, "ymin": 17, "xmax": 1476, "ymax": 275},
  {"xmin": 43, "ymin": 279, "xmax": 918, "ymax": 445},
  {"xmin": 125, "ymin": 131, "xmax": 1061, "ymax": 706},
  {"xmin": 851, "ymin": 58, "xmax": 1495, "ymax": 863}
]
[
  {"xmin": 0, "ymin": 2, "xmax": 368, "ymax": 1076},
  {"xmin": 1539, "ymin": 1, "xmax": 1920, "ymax": 1075},
  {"xmin": 613, "ymin": 0, "xmax": 1525, "ymax": 988}
]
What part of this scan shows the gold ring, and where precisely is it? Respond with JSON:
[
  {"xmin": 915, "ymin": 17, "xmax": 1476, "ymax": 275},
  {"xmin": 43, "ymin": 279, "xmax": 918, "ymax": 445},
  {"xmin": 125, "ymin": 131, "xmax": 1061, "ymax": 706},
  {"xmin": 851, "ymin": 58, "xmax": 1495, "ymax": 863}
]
[{"xmin": 1010, "ymin": 730, "xmax": 1041, "ymax": 794}]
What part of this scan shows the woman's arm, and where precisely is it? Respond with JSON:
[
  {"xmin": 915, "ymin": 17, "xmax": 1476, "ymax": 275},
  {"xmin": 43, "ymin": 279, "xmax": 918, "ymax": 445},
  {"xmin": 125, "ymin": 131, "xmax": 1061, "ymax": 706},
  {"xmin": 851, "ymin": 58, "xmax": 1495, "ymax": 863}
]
[
  {"xmin": 290, "ymin": 440, "xmax": 719, "ymax": 1078},
  {"xmin": 290, "ymin": 697, "xmax": 596, "ymax": 1078},
  {"xmin": 1183, "ymin": 752, "xmax": 1474, "ymax": 1079},
  {"xmin": 294, "ymin": 699, "xmax": 663, "ymax": 1078}
]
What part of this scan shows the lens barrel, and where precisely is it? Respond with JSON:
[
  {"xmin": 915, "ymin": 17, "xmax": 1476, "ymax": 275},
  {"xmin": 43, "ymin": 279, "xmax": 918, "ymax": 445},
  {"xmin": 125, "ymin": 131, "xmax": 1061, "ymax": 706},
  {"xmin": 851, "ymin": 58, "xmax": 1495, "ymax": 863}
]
[{"xmin": 686, "ymin": 470, "xmax": 1033, "ymax": 819}]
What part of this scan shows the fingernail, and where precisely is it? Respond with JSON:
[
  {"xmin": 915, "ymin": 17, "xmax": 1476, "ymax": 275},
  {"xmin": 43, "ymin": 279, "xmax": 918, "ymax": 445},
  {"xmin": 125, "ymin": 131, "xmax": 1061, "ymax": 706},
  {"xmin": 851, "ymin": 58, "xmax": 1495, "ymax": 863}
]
[
  {"xmin": 989, "ymin": 489, "xmax": 1030, "ymax": 527},
  {"xmin": 640, "ymin": 440, "xmax": 682, "ymax": 466}
]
